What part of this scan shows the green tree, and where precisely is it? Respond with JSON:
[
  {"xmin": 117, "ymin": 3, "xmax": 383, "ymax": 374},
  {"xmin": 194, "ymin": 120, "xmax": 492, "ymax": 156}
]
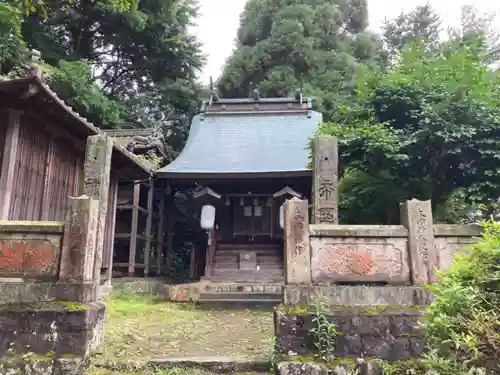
[
  {"xmin": 0, "ymin": 0, "xmax": 205, "ymax": 129},
  {"xmin": 382, "ymin": 3, "xmax": 441, "ymax": 61},
  {"xmin": 216, "ymin": 0, "xmax": 384, "ymax": 120},
  {"xmin": 320, "ymin": 40, "xmax": 500, "ymax": 222}
]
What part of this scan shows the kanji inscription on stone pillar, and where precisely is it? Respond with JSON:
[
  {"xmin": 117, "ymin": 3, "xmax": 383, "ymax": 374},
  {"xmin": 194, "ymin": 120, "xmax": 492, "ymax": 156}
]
[
  {"xmin": 59, "ymin": 196, "xmax": 99, "ymax": 283},
  {"xmin": 400, "ymin": 199, "xmax": 437, "ymax": 285},
  {"xmin": 284, "ymin": 197, "xmax": 311, "ymax": 284},
  {"xmin": 82, "ymin": 134, "xmax": 113, "ymax": 285},
  {"xmin": 312, "ymin": 136, "xmax": 338, "ymax": 224}
]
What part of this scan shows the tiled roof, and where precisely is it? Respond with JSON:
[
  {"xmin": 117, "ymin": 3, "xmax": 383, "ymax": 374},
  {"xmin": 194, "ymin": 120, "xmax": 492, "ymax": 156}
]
[
  {"xmin": 156, "ymin": 110, "xmax": 322, "ymax": 178},
  {"xmin": 0, "ymin": 75, "xmax": 153, "ymax": 177}
]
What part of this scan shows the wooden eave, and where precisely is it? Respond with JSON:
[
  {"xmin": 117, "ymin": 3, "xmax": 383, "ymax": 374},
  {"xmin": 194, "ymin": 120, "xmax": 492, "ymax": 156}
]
[
  {"xmin": 193, "ymin": 186, "xmax": 222, "ymax": 199},
  {"xmin": 272, "ymin": 186, "xmax": 302, "ymax": 199},
  {"xmin": 0, "ymin": 76, "xmax": 153, "ymax": 181}
]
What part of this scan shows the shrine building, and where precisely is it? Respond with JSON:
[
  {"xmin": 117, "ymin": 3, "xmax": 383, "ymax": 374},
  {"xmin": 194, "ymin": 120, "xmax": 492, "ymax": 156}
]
[{"xmin": 155, "ymin": 91, "xmax": 322, "ymax": 282}]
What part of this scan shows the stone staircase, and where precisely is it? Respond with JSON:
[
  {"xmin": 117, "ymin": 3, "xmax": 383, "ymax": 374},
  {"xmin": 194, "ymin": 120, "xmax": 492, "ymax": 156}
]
[
  {"xmin": 207, "ymin": 243, "xmax": 284, "ymax": 282},
  {"xmin": 197, "ymin": 282, "xmax": 283, "ymax": 308}
]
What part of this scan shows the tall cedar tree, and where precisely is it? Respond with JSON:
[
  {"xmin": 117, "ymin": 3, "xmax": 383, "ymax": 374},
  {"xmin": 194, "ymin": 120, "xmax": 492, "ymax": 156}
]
[{"xmin": 216, "ymin": 0, "xmax": 384, "ymax": 121}]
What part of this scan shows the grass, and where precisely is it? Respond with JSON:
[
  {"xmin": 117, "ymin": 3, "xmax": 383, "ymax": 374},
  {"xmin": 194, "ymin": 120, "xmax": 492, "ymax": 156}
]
[{"xmin": 92, "ymin": 292, "xmax": 274, "ymax": 363}]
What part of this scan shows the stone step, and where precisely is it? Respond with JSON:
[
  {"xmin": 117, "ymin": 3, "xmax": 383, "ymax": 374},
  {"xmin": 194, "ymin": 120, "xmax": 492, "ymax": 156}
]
[
  {"xmin": 201, "ymin": 283, "xmax": 283, "ymax": 293},
  {"xmin": 200, "ymin": 292, "xmax": 281, "ymax": 300},
  {"xmin": 197, "ymin": 299, "xmax": 281, "ymax": 309},
  {"xmin": 211, "ymin": 269, "xmax": 283, "ymax": 278},
  {"xmin": 213, "ymin": 262, "xmax": 283, "ymax": 269},
  {"xmin": 217, "ymin": 243, "xmax": 281, "ymax": 250},
  {"xmin": 204, "ymin": 275, "xmax": 285, "ymax": 283}
]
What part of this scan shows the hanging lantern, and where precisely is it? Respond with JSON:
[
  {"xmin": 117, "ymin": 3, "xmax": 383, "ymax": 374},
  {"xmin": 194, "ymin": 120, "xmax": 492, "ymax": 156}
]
[
  {"xmin": 253, "ymin": 197, "xmax": 259, "ymax": 206},
  {"xmin": 266, "ymin": 197, "xmax": 273, "ymax": 207},
  {"xmin": 225, "ymin": 196, "xmax": 230, "ymax": 206},
  {"xmin": 240, "ymin": 196, "xmax": 244, "ymax": 206}
]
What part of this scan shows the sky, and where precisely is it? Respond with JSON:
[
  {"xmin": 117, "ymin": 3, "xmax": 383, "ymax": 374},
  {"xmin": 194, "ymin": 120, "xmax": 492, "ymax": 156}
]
[{"xmin": 191, "ymin": 0, "xmax": 500, "ymax": 84}]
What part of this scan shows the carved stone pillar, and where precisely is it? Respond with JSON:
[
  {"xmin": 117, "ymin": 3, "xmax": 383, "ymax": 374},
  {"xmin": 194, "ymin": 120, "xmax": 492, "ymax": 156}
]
[
  {"xmin": 400, "ymin": 199, "xmax": 437, "ymax": 285},
  {"xmin": 284, "ymin": 197, "xmax": 311, "ymax": 284},
  {"xmin": 312, "ymin": 136, "xmax": 339, "ymax": 224},
  {"xmin": 82, "ymin": 134, "xmax": 114, "ymax": 286},
  {"xmin": 58, "ymin": 195, "xmax": 99, "ymax": 301}
]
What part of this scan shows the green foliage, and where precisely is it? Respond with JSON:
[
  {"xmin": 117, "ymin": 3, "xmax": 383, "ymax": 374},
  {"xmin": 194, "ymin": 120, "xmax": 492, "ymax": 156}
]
[
  {"xmin": 217, "ymin": 0, "xmax": 384, "ymax": 120},
  {"xmin": 0, "ymin": 3, "xmax": 27, "ymax": 72},
  {"xmin": 46, "ymin": 60, "xmax": 125, "ymax": 128},
  {"xmin": 423, "ymin": 220, "xmax": 500, "ymax": 373},
  {"xmin": 309, "ymin": 294, "xmax": 339, "ymax": 362},
  {"xmin": 319, "ymin": 40, "xmax": 500, "ymax": 219}
]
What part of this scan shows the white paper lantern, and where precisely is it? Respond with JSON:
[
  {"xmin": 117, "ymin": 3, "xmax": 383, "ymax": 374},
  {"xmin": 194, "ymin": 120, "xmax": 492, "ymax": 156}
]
[
  {"xmin": 200, "ymin": 205, "xmax": 216, "ymax": 230},
  {"xmin": 279, "ymin": 204, "xmax": 284, "ymax": 229}
]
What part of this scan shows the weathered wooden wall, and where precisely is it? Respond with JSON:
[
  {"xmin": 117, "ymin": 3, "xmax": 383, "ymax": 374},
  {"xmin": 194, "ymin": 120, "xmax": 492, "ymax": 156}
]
[
  {"xmin": 8, "ymin": 115, "xmax": 84, "ymax": 221},
  {"xmin": 0, "ymin": 110, "xmax": 6, "ymax": 173}
]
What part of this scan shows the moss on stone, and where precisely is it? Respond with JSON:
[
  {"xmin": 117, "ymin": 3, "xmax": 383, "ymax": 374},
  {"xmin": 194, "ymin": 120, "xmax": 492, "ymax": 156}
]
[
  {"xmin": 0, "ymin": 301, "xmax": 92, "ymax": 312},
  {"xmin": 277, "ymin": 304, "xmax": 426, "ymax": 315}
]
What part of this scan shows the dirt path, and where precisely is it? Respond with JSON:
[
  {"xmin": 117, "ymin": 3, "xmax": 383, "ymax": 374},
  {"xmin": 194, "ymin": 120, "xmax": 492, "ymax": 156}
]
[{"xmin": 92, "ymin": 293, "xmax": 274, "ymax": 362}]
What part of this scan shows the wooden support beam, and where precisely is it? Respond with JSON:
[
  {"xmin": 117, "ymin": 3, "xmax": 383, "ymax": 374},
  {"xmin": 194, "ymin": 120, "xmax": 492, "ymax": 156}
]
[
  {"xmin": 41, "ymin": 138, "xmax": 56, "ymax": 220},
  {"xmin": 0, "ymin": 110, "xmax": 21, "ymax": 220},
  {"xmin": 156, "ymin": 192, "xmax": 165, "ymax": 276},
  {"xmin": 128, "ymin": 182, "xmax": 141, "ymax": 276},
  {"xmin": 144, "ymin": 180, "xmax": 154, "ymax": 277},
  {"xmin": 105, "ymin": 176, "xmax": 119, "ymax": 285}
]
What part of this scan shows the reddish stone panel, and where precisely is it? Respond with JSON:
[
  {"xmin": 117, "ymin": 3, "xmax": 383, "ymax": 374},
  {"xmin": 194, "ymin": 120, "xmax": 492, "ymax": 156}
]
[
  {"xmin": 24, "ymin": 240, "xmax": 59, "ymax": 277},
  {"xmin": 0, "ymin": 234, "xmax": 62, "ymax": 277},
  {"xmin": 0, "ymin": 241, "xmax": 25, "ymax": 273}
]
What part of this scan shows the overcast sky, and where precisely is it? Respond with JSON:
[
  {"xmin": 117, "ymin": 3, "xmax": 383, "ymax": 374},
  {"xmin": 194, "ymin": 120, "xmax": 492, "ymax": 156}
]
[{"xmin": 191, "ymin": 0, "xmax": 500, "ymax": 84}]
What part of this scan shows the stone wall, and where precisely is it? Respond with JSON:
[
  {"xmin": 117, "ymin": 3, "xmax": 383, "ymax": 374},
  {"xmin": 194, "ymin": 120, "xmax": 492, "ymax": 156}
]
[
  {"xmin": 283, "ymin": 199, "xmax": 483, "ymax": 287},
  {"xmin": 0, "ymin": 221, "xmax": 64, "ymax": 281},
  {"xmin": 275, "ymin": 306, "xmax": 425, "ymax": 361},
  {"xmin": 0, "ymin": 196, "xmax": 105, "ymax": 374},
  {"xmin": 433, "ymin": 224, "xmax": 481, "ymax": 269},
  {"xmin": 310, "ymin": 225, "xmax": 410, "ymax": 284},
  {"xmin": 0, "ymin": 135, "xmax": 115, "ymax": 374}
]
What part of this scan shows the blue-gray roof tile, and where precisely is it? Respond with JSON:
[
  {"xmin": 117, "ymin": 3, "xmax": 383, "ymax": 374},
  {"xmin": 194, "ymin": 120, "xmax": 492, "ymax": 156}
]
[{"xmin": 156, "ymin": 110, "xmax": 322, "ymax": 177}]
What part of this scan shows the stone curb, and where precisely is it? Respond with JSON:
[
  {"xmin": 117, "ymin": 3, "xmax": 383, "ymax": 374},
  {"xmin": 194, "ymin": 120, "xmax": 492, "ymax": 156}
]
[{"xmin": 93, "ymin": 356, "xmax": 272, "ymax": 373}]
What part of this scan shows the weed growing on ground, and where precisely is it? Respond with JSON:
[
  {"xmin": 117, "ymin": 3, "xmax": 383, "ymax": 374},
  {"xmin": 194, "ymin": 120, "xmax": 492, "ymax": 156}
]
[{"xmin": 309, "ymin": 293, "xmax": 339, "ymax": 362}]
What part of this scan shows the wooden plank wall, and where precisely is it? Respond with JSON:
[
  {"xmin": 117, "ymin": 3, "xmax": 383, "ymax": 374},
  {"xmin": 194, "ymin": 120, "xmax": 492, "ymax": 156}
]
[
  {"xmin": 0, "ymin": 110, "xmax": 6, "ymax": 174},
  {"xmin": 8, "ymin": 115, "xmax": 85, "ymax": 221}
]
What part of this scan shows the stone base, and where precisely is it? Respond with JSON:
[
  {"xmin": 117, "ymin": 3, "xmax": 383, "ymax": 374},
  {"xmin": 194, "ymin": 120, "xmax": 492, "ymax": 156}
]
[
  {"xmin": 277, "ymin": 360, "xmax": 383, "ymax": 375},
  {"xmin": 0, "ymin": 301, "xmax": 105, "ymax": 375},
  {"xmin": 275, "ymin": 306, "xmax": 425, "ymax": 361},
  {"xmin": 0, "ymin": 281, "xmax": 98, "ymax": 304},
  {"xmin": 283, "ymin": 285, "xmax": 432, "ymax": 307}
]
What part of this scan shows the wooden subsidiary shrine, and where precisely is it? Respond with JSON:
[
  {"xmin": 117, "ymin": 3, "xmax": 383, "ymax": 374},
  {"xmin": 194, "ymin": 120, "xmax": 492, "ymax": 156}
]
[{"xmin": 156, "ymin": 93, "xmax": 322, "ymax": 282}]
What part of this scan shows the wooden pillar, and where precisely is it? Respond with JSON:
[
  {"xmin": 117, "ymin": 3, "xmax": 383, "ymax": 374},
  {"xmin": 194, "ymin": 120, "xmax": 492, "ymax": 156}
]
[
  {"xmin": 128, "ymin": 182, "xmax": 141, "ymax": 276},
  {"xmin": 311, "ymin": 136, "xmax": 339, "ymax": 224},
  {"xmin": 144, "ymin": 180, "xmax": 154, "ymax": 277},
  {"xmin": 400, "ymin": 199, "xmax": 437, "ymax": 285},
  {"xmin": 0, "ymin": 110, "xmax": 21, "ymax": 220},
  {"xmin": 156, "ymin": 192, "xmax": 165, "ymax": 276},
  {"xmin": 105, "ymin": 177, "xmax": 118, "ymax": 285},
  {"xmin": 82, "ymin": 134, "xmax": 113, "ymax": 287}
]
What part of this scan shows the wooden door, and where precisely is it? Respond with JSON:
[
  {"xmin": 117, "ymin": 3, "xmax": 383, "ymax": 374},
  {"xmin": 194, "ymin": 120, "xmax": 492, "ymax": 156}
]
[{"xmin": 233, "ymin": 196, "xmax": 271, "ymax": 237}]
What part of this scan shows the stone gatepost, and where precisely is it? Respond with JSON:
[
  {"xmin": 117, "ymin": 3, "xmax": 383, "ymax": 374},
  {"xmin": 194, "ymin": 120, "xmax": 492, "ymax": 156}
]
[
  {"xmin": 312, "ymin": 136, "xmax": 339, "ymax": 224},
  {"xmin": 284, "ymin": 197, "xmax": 311, "ymax": 284},
  {"xmin": 82, "ymin": 134, "xmax": 113, "ymax": 287},
  {"xmin": 400, "ymin": 199, "xmax": 438, "ymax": 285},
  {"xmin": 59, "ymin": 195, "xmax": 99, "ymax": 302}
]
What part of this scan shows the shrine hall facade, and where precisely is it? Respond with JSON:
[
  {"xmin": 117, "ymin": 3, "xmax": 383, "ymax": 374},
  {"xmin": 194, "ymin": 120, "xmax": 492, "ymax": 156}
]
[{"xmin": 156, "ymin": 93, "xmax": 321, "ymax": 282}]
